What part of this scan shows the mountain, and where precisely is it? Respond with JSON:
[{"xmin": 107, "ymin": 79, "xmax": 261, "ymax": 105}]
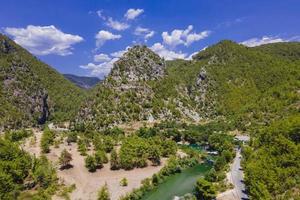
[
  {"xmin": 0, "ymin": 34, "xmax": 86, "ymax": 130},
  {"xmin": 74, "ymin": 45, "xmax": 212, "ymax": 130},
  {"xmin": 75, "ymin": 41, "xmax": 299, "ymax": 131},
  {"xmin": 63, "ymin": 74, "xmax": 102, "ymax": 89}
]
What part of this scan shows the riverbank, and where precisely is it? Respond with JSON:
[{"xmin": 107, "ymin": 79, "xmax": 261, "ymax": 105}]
[{"xmin": 141, "ymin": 163, "xmax": 211, "ymax": 200}]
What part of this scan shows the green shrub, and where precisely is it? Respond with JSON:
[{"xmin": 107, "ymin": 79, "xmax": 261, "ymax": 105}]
[{"xmin": 85, "ymin": 155, "xmax": 97, "ymax": 172}]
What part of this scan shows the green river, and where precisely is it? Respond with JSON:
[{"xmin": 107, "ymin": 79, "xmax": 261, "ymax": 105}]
[{"xmin": 141, "ymin": 163, "xmax": 212, "ymax": 200}]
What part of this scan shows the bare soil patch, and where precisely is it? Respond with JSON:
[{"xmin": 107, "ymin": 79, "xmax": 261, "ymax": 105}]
[{"xmin": 23, "ymin": 130, "xmax": 166, "ymax": 200}]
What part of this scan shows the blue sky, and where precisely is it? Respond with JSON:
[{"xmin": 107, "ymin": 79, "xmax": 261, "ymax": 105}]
[{"xmin": 1, "ymin": 0, "xmax": 300, "ymax": 78}]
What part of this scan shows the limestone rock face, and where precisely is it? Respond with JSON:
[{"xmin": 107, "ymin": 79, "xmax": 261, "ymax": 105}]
[
  {"xmin": 75, "ymin": 45, "xmax": 216, "ymax": 130},
  {"xmin": 0, "ymin": 58, "xmax": 51, "ymax": 128},
  {"xmin": 107, "ymin": 45, "xmax": 165, "ymax": 84},
  {"xmin": 0, "ymin": 34, "xmax": 84, "ymax": 129}
]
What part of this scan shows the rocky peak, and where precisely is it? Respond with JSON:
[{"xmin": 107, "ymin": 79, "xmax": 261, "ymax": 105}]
[{"xmin": 107, "ymin": 45, "xmax": 165, "ymax": 84}]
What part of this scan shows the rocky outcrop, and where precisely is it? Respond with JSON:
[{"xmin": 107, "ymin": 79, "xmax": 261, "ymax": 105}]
[
  {"xmin": 75, "ymin": 45, "xmax": 216, "ymax": 130},
  {"xmin": 38, "ymin": 92, "xmax": 50, "ymax": 124},
  {"xmin": 107, "ymin": 45, "xmax": 165, "ymax": 85},
  {"xmin": 75, "ymin": 46, "xmax": 168, "ymax": 129}
]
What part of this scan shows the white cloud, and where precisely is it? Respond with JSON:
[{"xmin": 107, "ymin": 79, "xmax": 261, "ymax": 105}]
[
  {"xmin": 110, "ymin": 50, "xmax": 126, "ymax": 58},
  {"xmin": 186, "ymin": 31, "xmax": 210, "ymax": 46},
  {"xmin": 4, "ymin": 25, "xmax": 83, "ymax": 56},
  {"xmin": 81, "ymin": 47, "xmax": 130, "ymax": 77},
  {"xmin": 80, "ymin": 59, "xmax": 118, "ymax": 78},
  {"xmin": 150, "ymin": 43, "xmax": 186, "ymax": 60},
  {"xmin": 162, "ymin": 25, "xmax": 210, "ymax": 47},
  {"xmin": 96, "ymin": 10, "xmax": 106, "ymax": 20},
  {"xmin": 106, "ymin": 17, "xmax": 130, "ymax": 31},
  {"xmin": 186, "ymin": 46, "xmax": 207, "ymax": 60},
  {"xmin": 134, "ymin": 27, "xmax": 155, "ymax": 41},
  {"xmin": 95, "ymin": 30, "xmax": 121, "ymax": 47},
  {"xmin": 95, "ymin": 10, "xmax": 129, "ymax": 31},
  {"xmin": 241, "ymin": 36, "xmax": 288, "ymax": 47},
  {"xmin": 124, "ymin": 8, "xmax": 144, "ymax": 20},
  {"xmin": 187, "ymin": 51, "xmax": 198, "ymax": 60},
  {"xmin": 94, "ymin": 53, "xmax": 111, "ymax": 62}
]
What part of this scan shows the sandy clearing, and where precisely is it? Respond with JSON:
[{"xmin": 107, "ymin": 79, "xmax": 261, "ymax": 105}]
[
  {"xmin": 48, "ymin": 141, "xmax": 166, "ymax": 200},
  {"xmin": 22, "ymin": 129, "xmax": 43, "ymax": 157},
  {"xmin": 22, "ymin": 130, "xmax": 167, "ymax": 200}
]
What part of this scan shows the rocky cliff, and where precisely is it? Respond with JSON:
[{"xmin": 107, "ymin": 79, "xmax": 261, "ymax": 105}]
[
  {"xmin": 0, "ymin": 34, "xmax": 85, "ymax": 129},
  {"xmin": 75, "ymin": 45, "xmax": 214, "ymax": 130}
]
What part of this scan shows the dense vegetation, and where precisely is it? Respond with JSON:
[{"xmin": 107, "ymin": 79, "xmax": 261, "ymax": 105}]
[
  {"xmin": 191, "ymin": 41, "xmax": 300, "ymax": 199},
  {"xmin": 63, "ymin": 74, "xmax": 101, "ymax": 89},
  {"xmin": 0, "ymin": 34, "xmax": 86, "ymax": 129},
  {"xmin": 243, "ymin": 115, "xmax": 300, "ymax": 199},
  {"xmin": 0, "ymin": 131, "xmax": 58, "ymax": 199}
]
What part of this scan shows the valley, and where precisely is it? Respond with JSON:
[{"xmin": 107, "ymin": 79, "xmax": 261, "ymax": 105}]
[{"xmin": 0, "ymin": 33, "xmax": 299, "ymax": 200}]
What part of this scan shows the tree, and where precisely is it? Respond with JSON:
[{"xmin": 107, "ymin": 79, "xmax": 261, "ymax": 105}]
[
  {"xmin": 85, "ymin": 155, "xmax": 97, "ymax": 172},
  {"xmin": 97, "ymin": 183, "xmax": 110, "ymax": 200},
  {"xmin": 120, "ymin": 177, "xmax": 128, "ymax": 186},
  {"xmin": 148, "ymin": 146, "xmax": 161, "ymax": 166},
  {"xmin": 135, "ymin": 155, "xmax": 148, "ymax": 168},
  {"xmin": 78, "ymin": 139, "xmax": 87, "ymax": 156},
  {"xmin": 214, "ymin": 155, "xmax": 226, "ymax": 171},
  {"xmin": 195, "ymin": 178, "xmax": 216, "ymax": 200},
  {"xmin": 95, "ymin": 150, "xmax": 108, "ymax": 168},
  {"xmin": 221, "ymin": 150, "xmax": 233, "ymax": 163},
  {"xmin": 40, "ymin": 127, "xmax": 55, "ymax": 153},
  {"xmin": 205, "ymin": 168, "xmax": 217, "ymax": 182},
  {"xmin": 110, "ymin": 149, "xmax": 119, "ymax": 170},
  {"xmin": 103, "ymin": 136, "xmax": 114, "ymax": 153},
  {"xmin": 59, "ymin": 149, "xmax": 72, "ymax": 169},
  {"xmin": 161, "ymin": 140, "xmax": 177, "ymax": 157},
  {"xmin": 152, "ymin": 174, "xmax": 160, "ymax": 186},
  {"xmin": 66, "ymin": 132, "xmax": 77, "ymax": 145}
]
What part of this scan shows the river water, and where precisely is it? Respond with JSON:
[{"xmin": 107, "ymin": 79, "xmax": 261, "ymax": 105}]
[{"xmin": 141, "ymin": 163, "xmax": 212, "ymax": 200}]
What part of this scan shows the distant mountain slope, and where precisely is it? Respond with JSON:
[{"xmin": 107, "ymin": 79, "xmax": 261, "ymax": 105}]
[
  {"xmin": 0, "ymin": 34, "xmax": 86, "ymax": 129},
  {"xmin": 63, "ymin": 74, "xmax": 101, "ymax": 89},
  {"xmin": 254, "ymin": 42, "xmax": 300, "ymax": 61}
]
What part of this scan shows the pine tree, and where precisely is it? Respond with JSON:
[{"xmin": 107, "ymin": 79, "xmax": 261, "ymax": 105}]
[
  {"xmin": 97, "ymin": 183, "xmax": 110, "ymax": 200},
  {"xmin": 110, "ymin": 149, "xmax": 119, "ymax": 170},
  {"xmin": 59, "ymin": 149, "xmax": 72, "ymax": 169},
  {"xmin": 195, "ymin": 178, "xmax": 216, "ymax": 200},
  {"xmin": 148, "ymin": 146, "xmax": 161, "ymax": 166},
  {"xmin": 85, "ymin": 155, "xmax": 97, "ymax": 172},
  {"xmin": 120, "ymin": 177, "xmax": 128, "ymax": 186}
]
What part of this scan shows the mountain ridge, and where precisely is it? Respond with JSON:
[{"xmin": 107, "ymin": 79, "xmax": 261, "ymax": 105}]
[{"xmin": 63, "ymin": 74, "xmax": 102, "ymax": 89}]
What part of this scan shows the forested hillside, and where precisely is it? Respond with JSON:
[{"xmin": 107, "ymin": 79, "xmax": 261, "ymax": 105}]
[
  {"xmin": 0, "ymin": 34, "xmax": 86, "ymax": 129},
  {"xmin": 190, "ymin": 41, "xmax": 300, "ymax": 199},
  {"xmin": 75, "ymin": 41, "xmax": 299, "ymax": 131},
  {"xmin": 63, "ymin": 74, "xmax": 101, "ymax": 89}
]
